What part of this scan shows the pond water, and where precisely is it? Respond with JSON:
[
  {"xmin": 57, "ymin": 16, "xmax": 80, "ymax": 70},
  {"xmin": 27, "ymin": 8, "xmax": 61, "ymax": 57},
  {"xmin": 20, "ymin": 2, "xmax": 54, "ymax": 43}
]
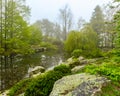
[{"xmin": 0, "ymin": 51, "xmax": 65, "ymax": 91}]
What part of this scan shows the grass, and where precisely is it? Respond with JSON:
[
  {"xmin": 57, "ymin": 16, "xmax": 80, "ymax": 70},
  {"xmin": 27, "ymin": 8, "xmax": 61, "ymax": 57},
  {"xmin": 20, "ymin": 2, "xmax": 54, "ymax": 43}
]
[
  {"xmin": 74, "ymin": 57, "xmax": 120, "ymax": 96},
  {"xmin": 98, "ymin": 82, "xmax": 120, "ymax": 96}
]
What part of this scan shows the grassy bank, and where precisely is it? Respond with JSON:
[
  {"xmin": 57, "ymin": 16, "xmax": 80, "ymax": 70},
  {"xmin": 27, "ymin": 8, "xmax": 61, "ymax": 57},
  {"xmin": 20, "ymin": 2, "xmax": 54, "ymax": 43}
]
[{"xmin": 7, "ymin": 56, "xmax": 120, "ymax": 96}]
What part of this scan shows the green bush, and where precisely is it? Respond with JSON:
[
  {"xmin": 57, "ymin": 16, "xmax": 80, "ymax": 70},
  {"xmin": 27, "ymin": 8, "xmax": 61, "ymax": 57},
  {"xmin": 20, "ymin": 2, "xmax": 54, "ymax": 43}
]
[
  {"xmin": 54, "ymin": 64, "xmax": 71, "ymax": 75},
  {"xmin": 71, "ymin": 49, "xmax": 82, "ymax": 58},
  {"xmin": 25, "ymin": 64, "xmax": 71, "ymax": 96},
  {"xmin": 40, "ymin": 42, "xmax": 57, "ymax": 51},
  {"xmin": 71, "ymin": 49, "xmax": 102, "ymax": 58},
  {"xmin": 25, "ymin": 70, "xmax": 63, "ymax": 96},
  {"xmin": 82, "ymin": 48, "xmax": 103, "ymax": 58},
  {"xmin": 68, "ymin": 59, "xmax": 80, "ymax": 69},
  {"xmin": 8, "ymin": 78, "xmax": 32, "ymax": 96}
]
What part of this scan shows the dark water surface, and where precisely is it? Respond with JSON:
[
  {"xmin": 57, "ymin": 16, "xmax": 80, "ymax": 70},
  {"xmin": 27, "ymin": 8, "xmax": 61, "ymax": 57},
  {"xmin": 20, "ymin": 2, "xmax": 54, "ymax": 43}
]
[{"xmin": 0, "ymin": 51, "xmax": 65, "ymax": 91}]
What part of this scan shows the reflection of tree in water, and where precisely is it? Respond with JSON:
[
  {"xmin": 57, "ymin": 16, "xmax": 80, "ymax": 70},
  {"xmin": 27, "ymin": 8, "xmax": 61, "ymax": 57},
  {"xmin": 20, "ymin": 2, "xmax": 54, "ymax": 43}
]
[
  {"xmin": 41, "ymin": 53, "xmax": 64, "ymax": 69},
  {"xmin": 0, "ymin": 56, "xmax": 28, "ymax": 91},
  {"xmin": 0, "ymin": 52, "xmax": 64, "ymax": 91}
]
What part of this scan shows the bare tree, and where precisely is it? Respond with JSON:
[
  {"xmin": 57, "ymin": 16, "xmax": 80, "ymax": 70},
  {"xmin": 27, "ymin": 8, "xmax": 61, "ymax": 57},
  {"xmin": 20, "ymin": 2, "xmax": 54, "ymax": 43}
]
[
  {"xmin": 59, "ymin": 5, "xmax": 73, "ymax": 40},
  {"xmin": 77, "ymin": 17, "xmax": 86, "ymax": 31}
]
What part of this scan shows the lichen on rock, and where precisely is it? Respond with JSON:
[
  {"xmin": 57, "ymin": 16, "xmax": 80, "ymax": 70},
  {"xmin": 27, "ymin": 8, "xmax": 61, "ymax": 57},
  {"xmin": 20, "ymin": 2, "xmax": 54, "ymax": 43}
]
[
  {"xmin": 50, "ymin": 73, "xmax": 110, "ymax": 96},
  {"xmin": 71, "ymin": 65, "xmax": 85, "ymax": 73},
  {"xmin": 28, "ymin": 66, "xmax": 45, "ymax": 77}
]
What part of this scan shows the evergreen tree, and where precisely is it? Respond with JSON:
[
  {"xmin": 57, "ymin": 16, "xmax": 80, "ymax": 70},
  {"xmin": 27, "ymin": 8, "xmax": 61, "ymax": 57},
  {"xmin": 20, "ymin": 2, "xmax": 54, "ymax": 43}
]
[
  {"xmin": 90, "ymin": 5, "xmax": 105, "ymax": 35},
  {"xmin": 0, "ymin": 0, "xmax": 31, "ymax": 90},
  {"xmin": 90, "ymin": 5, "xmax": 105, "ymax": 48}
]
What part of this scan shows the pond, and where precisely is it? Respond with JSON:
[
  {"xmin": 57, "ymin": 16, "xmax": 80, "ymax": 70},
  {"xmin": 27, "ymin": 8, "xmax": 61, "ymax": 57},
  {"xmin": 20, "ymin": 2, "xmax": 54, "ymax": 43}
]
[{"xmin": 0, "ymin": 51, "xmax": 65, "ymax": 91}]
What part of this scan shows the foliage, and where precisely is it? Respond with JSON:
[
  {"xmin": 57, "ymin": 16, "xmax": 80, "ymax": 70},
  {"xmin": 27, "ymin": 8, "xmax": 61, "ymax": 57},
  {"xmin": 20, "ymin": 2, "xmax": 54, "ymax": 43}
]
[
  {"xmin": 80, "ymin": 25, "xmax": 102, "ymax": 57},
  {"xmin": 114, "ymin": 10, "xmax": 120, "ymax": 55},
  {"xmin": 112, "ymin": 56, "xmax": 120, "ymax": 63},
  {"xmin": 34, "ymin": 19, "xmax": 62, "ymax": 41},
  {"xmin": 24, "ymin": 71, "xmax": 61, "ymax": 96},
  {"xmin": 64, "ymin": 30, "xmax": 81, "ymax": 53},
  {"xmin": 40, "ymin": 42, "xmax": 57, "ymax": 51},
  {"xmin": 8, "ymin": 64, "xmax": 71, "ymax": 96},
  {"xmin": 64, "ymin": 25, "xmax": 101, "ymax": 58},
  {"xmin": 99, "ymin": 82, "xmax": 120, "ymax": 96},
  {"xmin": 68, "ymin": 58, "xmax": 80, "ymax": 69},
  {"xmin": 25, "ymin": 64, "xmax": 71, "ymax": 96},
  {"xmin": 84, "ymin": 62, "xmax": 120, "ymax": 82},
  {"xmin": 103, "ymin": 49, "xmax": 116, "ymax": 57},
  {"xmin": 90, "ymin": 5, "xmax": 105, "ymax": 35},
  {"xmin": 29, "ymin": 25, "xmax": 42, "ymax": 45},
  {"xmin": 0, "ymin": 0, "xmax": 33, "ymax": 56},
  {"xmin": 90, "ymin": 5, "xmax": 114, "ymax": 49},
  {"xmin": 103, "ymin": 48, "xmax": 120, "ymax": 62},
  {"xmin": 54, "ymin": 64, "xmax": 71, "ymax": 75},
  {"xmin": 71, "ymin": 49, "xmax": 82, "ymax": 58},
  {"xmin": 8, "ymin": 78, "xmax": 32, "ymax": 96}
]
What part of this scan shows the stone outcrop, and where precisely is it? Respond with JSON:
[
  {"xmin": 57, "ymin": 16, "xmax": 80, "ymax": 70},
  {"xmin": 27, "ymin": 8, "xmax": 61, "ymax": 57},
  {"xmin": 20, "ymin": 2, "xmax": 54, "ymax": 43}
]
[
  {"xmin": 66, "ymin": 56, "xmax": 97, "ymax": 69},
  {"xmin": 50, "ymin": 73, "xmax": 110, "ymax": 96},
  {"xmin": 28, "ymin": 66, "xmax": 45, "ymax": 77},
  {"xmin": 71, "ymin": 65, "xmax": 85, "ymax": 73}
]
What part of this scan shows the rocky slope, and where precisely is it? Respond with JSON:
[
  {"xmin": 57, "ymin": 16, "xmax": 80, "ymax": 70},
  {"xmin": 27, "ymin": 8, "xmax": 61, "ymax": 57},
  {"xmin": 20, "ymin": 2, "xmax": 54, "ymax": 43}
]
[{"xmin": 50, "ymin": 73, "xmax": 110, "ymax": 96}]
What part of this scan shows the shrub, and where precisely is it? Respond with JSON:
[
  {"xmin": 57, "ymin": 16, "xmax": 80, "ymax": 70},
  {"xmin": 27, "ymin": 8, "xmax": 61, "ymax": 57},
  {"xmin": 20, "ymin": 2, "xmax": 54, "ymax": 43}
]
[
  {"xmin": 68, "ymin": 59, "xmax": 80, "ymax": 69},
  {"xmin": 71, "ymin": 49, "xmax": 82, "ymax": 58},
  {"xmin": 25, "ymin": 64, "xmax": 71, "ymax": 96},
  {"xmin": 25, "ymin": 70, "xmax": 63, "ymax": 96},
  {"xmin": 40, "ymin": 42, "xmax": 57, "ymax": 51},
  {"xmin": 82, "ymin": 48, "xmax": 103, "ymax": 58},
  {"xmin": 54, "ymin": 64, "xmax": 71, "ymax": 75},
  {"xmin": 8, "ymin": 78, "xmax": 32, "ymax": 96}
]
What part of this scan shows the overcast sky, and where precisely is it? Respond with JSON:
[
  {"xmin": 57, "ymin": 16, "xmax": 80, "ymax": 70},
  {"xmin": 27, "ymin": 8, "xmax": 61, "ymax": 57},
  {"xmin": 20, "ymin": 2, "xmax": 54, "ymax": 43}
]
[{"xmin": 26, "ymin": 0, "xmax": 112, "ymax": 24}]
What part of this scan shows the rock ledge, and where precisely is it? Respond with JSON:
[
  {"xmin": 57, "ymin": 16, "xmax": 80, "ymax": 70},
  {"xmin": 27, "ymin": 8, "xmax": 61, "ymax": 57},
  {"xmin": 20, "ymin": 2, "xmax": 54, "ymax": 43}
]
[{"xmin": 50, "ymin": 73, "xmax": 110, "ymax": 96}]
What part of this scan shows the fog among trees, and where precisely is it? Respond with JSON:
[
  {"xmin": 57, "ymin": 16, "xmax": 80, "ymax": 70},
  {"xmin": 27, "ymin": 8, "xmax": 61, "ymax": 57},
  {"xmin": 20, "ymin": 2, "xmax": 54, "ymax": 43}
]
[{"xmin": 1, "ymin": 0, "xmax": 120, "ymax": 95}]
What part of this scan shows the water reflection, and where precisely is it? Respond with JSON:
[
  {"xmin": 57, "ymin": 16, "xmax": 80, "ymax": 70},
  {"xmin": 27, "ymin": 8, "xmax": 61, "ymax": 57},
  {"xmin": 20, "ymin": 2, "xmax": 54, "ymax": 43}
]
[{"xmin": 0, "ymin": 51, "xmax": 64, "ymax": 91}]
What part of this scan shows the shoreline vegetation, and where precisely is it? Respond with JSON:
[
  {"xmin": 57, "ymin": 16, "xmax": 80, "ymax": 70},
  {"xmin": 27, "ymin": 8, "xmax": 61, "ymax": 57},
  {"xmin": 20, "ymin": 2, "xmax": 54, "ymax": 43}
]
[
  {"xmin": 1, "ymin": 55, "xmax": 120, "ymax": 96},
  {"xmin": 1, "ymin": 0, "xmax": 120, "ymax": 96}
]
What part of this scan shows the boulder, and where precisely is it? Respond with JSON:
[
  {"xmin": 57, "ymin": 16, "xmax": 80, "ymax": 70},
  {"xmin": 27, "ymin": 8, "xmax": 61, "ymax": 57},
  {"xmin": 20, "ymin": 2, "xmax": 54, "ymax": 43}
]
[
  {"xmin": 87, "ymin": 59, "xmax": 97, "ymax": 63},
  {"xmin": 67, "ymin": 57, "xmax": 73, "ymax": 63},
  {"xmin": 0, "ymin": 90, "xmax": 9, "ymax": 96},
  {"xmin": 80, "ymin": 59, "xmax": 88, "ymax": 65},
  {"xmin": 79, "ymin": 58, "xmax": 96, "ymax": 65},
  {"xmin": 68, "ymin": 59, "xmax": 81, "ymax": 68},
  {"xmin": 28, "ymin": 66, "xmax": 45, "ymax": 77},
  {"xmin": 66, "ymin": 57, "xmax": 97, "ymax": 69},
  {"xmin": 71, "ymin": 65, "xmax": 85, "ymax": 73},
  {"xmin": 18, "ymin": 93, "xmax": 24, "ymax": 96},
  {"xmin": 50, "ymin": 73, "xmax": 110, "ymax": 96},
  {"xmin": 78, "ymin": 56, "xmax": 84, "ymax": 61}
]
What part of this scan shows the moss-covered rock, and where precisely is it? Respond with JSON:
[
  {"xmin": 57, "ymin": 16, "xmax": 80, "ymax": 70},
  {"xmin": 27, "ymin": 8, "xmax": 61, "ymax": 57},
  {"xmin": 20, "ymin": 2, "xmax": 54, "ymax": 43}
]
[
  {"xmin": 71, "ymin": 65, "xmax": 85, "ymax": 73},
  {"xmin": 50, "ymin": 73, "xmax": 110, "ymax": 96},
  {"xmin": 65, "ymin": 57, "xmax": 97, "ymax": 69},
  {"xmin": 66, "ymin": 58, "xmax": 81, "ymax": 69},
  {"xmin": 28, "ymin": 66, "xmax": 45, "ymax": 77}
]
